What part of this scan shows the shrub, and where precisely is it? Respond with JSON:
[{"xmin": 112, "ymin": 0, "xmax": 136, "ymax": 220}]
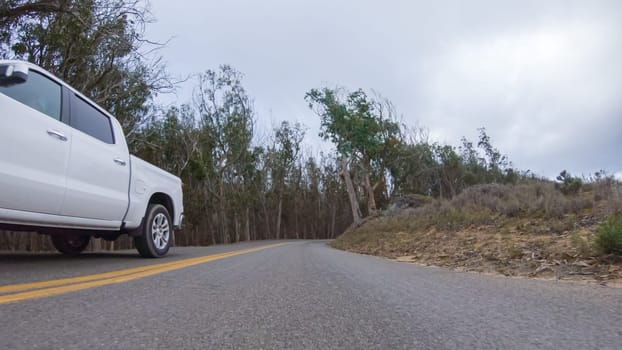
[
  {"xmin": 571, "ymin": 233, "xmax": 592, "ymax": 257},
  {"xmin": 451, "ymin": 183, "xmax": 591, "ymax": 219},
  {"xmin": 555, "ymin": 170, "xmax": 583, "ymax": 195},
  {"xmin": 594, "ymin": 214, "xmax": 622, "ymax": 255}
]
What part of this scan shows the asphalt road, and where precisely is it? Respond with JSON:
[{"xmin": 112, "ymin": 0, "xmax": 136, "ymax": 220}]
[{"xmin": 0, "ymin": 240, "xmax": 621, "ymax": 350}]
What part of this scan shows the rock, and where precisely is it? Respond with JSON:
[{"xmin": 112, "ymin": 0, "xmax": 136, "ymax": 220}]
[{"xmin": 387, "ymin": 194, "xmax": 433, "ymax": 214}]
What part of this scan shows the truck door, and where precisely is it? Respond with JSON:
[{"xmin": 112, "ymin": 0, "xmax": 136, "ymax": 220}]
[
  {"xmin": 60, "ymin": 93, "xmax": 130, "ymax": 221},
  {"xmin": 0, "ymin": 69, "xmax": 71, "ymax": 216}
]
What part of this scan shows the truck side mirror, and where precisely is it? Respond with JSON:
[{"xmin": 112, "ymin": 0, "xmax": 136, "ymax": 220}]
[{"xmin": 0, "ymin": 63, "xmax": 29, "ymax": 87}]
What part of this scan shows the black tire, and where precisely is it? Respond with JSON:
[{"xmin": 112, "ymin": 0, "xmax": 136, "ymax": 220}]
[
  {"xmin": 134, "ymin": 204, "xmax": 172, "ymax": 258},
  {"xmin": 51, "ymin": 235, "xmax": 91, "ymax": 255}
]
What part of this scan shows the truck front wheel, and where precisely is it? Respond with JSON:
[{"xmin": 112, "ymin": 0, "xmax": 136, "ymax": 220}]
[
  {"xmin": 134, "ymin": 204, "xmax": 172, "ymax": 258},
  {"xmin": 51, "ymin": 235, "xmax": 91, "ymax": 255}
]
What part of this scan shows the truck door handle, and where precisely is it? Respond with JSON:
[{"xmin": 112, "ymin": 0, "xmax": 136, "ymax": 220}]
[
  {"xmin": 113, "ymin": 158, "xmax": 127, "ymax": 166},
  {"xmin": 47, "ymin": 129, "xmax": 68, "ymax": 141}
]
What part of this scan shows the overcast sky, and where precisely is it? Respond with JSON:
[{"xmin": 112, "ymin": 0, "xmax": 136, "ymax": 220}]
[{"xmin": 145, "ymin": 0, "xmax": 621, "ymax": 179}]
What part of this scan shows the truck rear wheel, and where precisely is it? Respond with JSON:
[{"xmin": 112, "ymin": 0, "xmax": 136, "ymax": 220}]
[
  {"xmin": 134, "ymin": 204, "xmax": 172, "ymax": 258},
  {"xmin": 51, "ymin": 235, "xmax": 91, "ymax": 255}
]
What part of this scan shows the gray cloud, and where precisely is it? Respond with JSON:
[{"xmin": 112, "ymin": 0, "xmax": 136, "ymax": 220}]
[{"xmin": 146, "ymin": 0, "xmax": 622, "ymax": 178}]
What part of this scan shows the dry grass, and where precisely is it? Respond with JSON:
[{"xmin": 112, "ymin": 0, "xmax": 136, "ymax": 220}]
[{"xmin": 333, "ymin": 181, "xmax": 622, "ymax": 283}]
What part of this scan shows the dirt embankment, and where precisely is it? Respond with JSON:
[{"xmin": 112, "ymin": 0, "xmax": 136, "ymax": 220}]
[{"xmin": 332, "ymin": 183, "xmax": 622, "ymax": 284}]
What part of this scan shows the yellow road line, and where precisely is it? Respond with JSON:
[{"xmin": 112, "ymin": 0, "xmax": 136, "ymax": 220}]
[
  {"xmin": 0, "ymin": 243, "xmax": 287, "ymax": 305},
  {"xmin": 0, "ymin": 251, "xmax": 236, "ymax": 294}
]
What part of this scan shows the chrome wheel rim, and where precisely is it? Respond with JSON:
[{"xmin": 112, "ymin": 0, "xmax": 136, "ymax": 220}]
[{"xmin": 151, "ymin": 213, "xmax": 170, "ymax": 250}]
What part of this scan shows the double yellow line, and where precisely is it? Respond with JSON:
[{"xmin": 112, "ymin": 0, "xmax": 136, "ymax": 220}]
[{"xmin": 0, "ymin": 243, "xmax": 287, "ymax": 305}]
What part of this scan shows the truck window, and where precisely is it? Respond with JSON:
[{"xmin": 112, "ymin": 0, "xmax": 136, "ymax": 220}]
[
  {"xmin": 70, "ymin": 95, "xmax": 115, "ymax": 144},
  {"xmin": 0, "ymin": 70, "xmax": 61, "ymax": 120}
]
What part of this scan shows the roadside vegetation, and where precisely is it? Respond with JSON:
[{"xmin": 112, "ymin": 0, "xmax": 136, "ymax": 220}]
[
  {"xmin": 333, "ymin": 177, "xmax": 622, "ymax": 282},
  {"xmin": 1, "ymin": 1, "xmax": 621, "ymax": 283}
]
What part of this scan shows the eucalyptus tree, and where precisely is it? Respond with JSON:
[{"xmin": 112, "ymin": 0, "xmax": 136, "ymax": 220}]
[
  {"xmin": 193, "ymin": 65, "xmax": 256, "ymax": 243},
  {"xmin": 305, "ymin": 88, "xmax": 400, "ymax": 225},
  {"xmin": 270, "ymin": 121, "xmax": 305, "ymax": 239},
  {"xmin": 388, "ymin": 141, "xmax": 437, "ymax": 197}
]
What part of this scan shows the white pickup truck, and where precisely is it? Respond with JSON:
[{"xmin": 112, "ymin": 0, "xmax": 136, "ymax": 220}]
[{"xmin": 0, "ymin": 60, "xmax": 184, "ymax": 258}]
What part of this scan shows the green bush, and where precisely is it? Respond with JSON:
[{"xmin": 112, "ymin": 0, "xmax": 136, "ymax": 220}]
[
  {"xmin": 555, "ymin": 170, "xmax": 583, "ymax": 195},
  {"xmin": 595, "ymin": 214, "xmax": 622, "ymax": 255}
]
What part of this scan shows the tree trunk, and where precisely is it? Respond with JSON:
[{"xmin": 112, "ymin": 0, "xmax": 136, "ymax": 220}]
[
  {"xmin": 245, "ymin": 207, "xmax": 250, "ymax": 241},
  {"xmin": 234, "ymin": 214, "xmax": 240, "ymax": 243},
  {"xmin": 294, "ymin": 192, "xmax": 299, "ymax": 239},
  {"xmin": 341, "ymin": 157, "xmax": 362, "ymax": 225},
  {"xmin": 251, "ymin": 210, "xmax": 256, "ymax": 241},
  {"xmin": 276, "ymin": 191, "xmax": 283, "ymax": 239},
  {"xmin": 363, "ymin": 172, "xmax": 377, "ymax": 216},
  {"xmin": 219, "ymin": 180, "xmax": 228, "ymax": 243},
  {"xmin": 261, "ymin": 198, "xmax": 271, "ymax": 239},
  {"xmin": 315, "ymin": 195, "xmax": 322, "ymax": 239},
  {"xmin": 92, "ymin": 237, "xmax": 101, "ymax": 252},
  {"xmin": 331, "ymin": 205, "xmax": 336, "ymax": 238}
]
